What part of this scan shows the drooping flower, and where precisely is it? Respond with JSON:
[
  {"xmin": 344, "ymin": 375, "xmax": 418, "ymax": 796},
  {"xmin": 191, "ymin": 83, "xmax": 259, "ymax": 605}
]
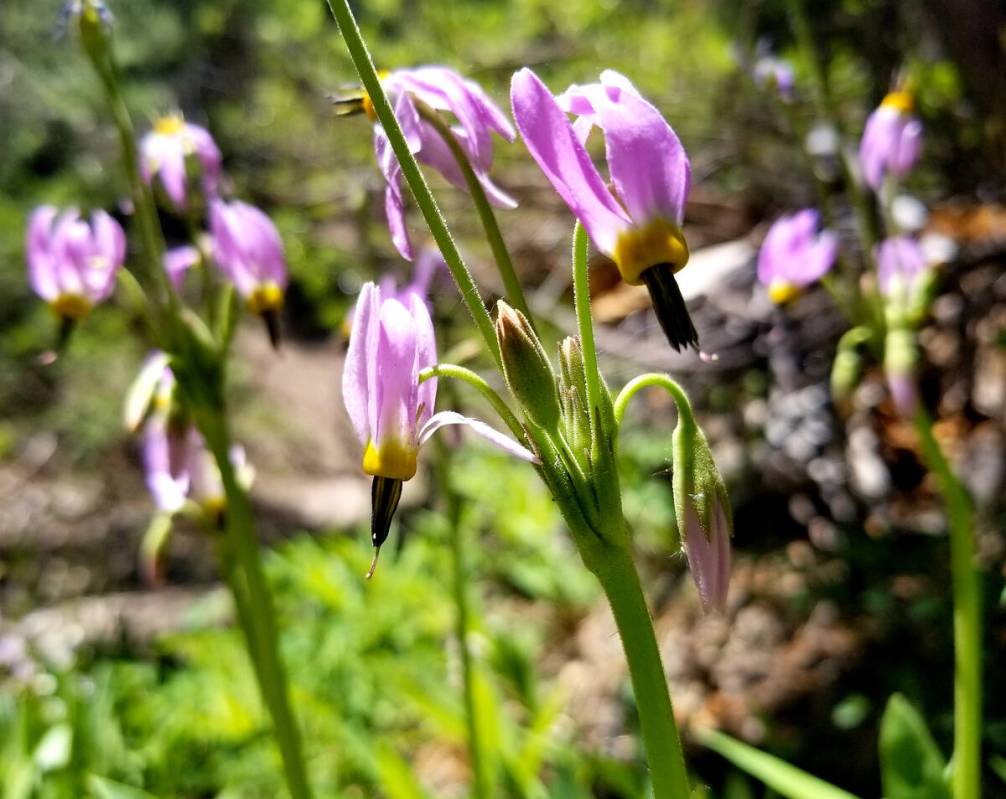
[
  {"xmin": 756, "ymin": 209, "xmax": 838, "ymax": 304},
  {"xmin": 124, "ymin": 350, "xmax": 175, "ymax": 433},
  {"xmin": 140, "ymin": 114, "xmax": 222, "ymax": 209},
  {"xmin": 511, "ymin": 68, "xmax": 698, "ymax": 351},
  {"xmin": 343, "ymin": 280, "xmax": 537, "ymax": 559},
  {"xmin": 142, "ymin": 417, "xmax": 251, "ymax": 520},
  {"xmin": 858, "ymin": 91, "xmax": 922, "ymax": 191},
  {"xmin": 26, "ymin": 205, "xmax": 125, "ymax": 321},
  {"xmin": 353, "ymin": 67, "xmax": 517, "ymax": 261},
  {"xmin": 209, "ymin": 199, "xmax": 287, "ymax": 344}
]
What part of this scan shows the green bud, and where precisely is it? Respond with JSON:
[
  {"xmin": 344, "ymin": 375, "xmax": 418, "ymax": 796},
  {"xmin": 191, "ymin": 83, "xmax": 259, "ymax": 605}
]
[
  {"xmin": 496, "ymin": 301, "xmax": 561, "ymax": 430},
  {"xmin": 671, "ymin": 409, "xmax": 732, "ymax": 612},
  {"xmin": 78, "ymin": 1, "xmax": 113, "ymax": 66},
  {"xmin": 557, "ymin": 337, "xmax": 591, "ymax": 449}
]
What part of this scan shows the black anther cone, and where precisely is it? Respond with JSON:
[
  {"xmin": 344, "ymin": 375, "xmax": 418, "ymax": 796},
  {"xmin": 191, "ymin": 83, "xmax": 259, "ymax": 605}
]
[
  {"xmin": 370, "ymin": 476, "xmax": 403, "ymax": 549},
  {"xmin": 642, "ymin": 263, "xmax": 699, "ymax": 352},
  {"xmin": 262, "ymin": 309, "xmax": 282, "ymax": 351}
]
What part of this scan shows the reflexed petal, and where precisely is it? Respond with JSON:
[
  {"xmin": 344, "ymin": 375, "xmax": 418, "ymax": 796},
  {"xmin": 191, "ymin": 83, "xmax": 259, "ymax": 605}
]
[
  {"xmin": 891, "ymin": 119, "xmax": 923, "ymax": 176},
  {"xmin": 418, "ymin": 410, "xmax": 539, "ymax": 462},
  {"xmin": 803, "ymin": 230, "xmax": 838, "ymax": 284},
  {"xmin": 26, "ymin": 206, "xmax": 59, "ymax": 301},
  {"xmin": 511, "ymin": 68, "xmax": 629, "ymax": 256},
  {"xmin": 87, "ymin": 210, "xmax": 125, "ymax": 300},
  {"xmin": 405, "ymin": 292, "xmax": 437, "ymax": 428},
  {"xmin": 591, "ymin": 88, "xmax": 690, "ymax": 226},
  {"xmin": 343, "ymin": 282, "xmax": 380, "ymax": 445},
  {"xmin": 374, "ymin": 298, "xmax": 419, "ymax": 449},
  {"xmin": 157, "ymin": 138, "xmax": 189, "ymax": 208},
  {"xmin": 184, "ymin": 123, "xmax": 222, "ymax": 197},
  {"xmin": 375, "ymin": 123, "xmax": 414, "ymax": 261},
  {"xmin": 143, "ymin": 421, "xmax": 189, "ymax": 513},
  {"xmin": 124, "ymin": 351, "xmax": 171, "ymax": 433}
]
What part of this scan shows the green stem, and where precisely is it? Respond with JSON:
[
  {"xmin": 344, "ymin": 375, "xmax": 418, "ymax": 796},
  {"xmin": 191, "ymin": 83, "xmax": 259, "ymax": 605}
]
[
  {"xmin": 613, "ymin": 372, "xmax": 692, "ymax": 431},
  {"xmin": 415, "ymin": 103, "xmax": 534, "ymax": 326},
  {"xmin": 432, "ymin": 436, "xmax": 492, "ymax": 799},
  {"xmin": 418, "ymin": 363, "xmax": 526, "ymax": 442},
  {"xmin": 590, "ymin": 545, "xmax": 690, "ymax": 799},
  {"xmin": 784, "ymin": 0, "xmax": 879, "ymax": 256},
  {"xmin": 198, "ymin": 408, "xmax": 314, "ymax": 799},
  {"xmin": 913, "ymin": 410, "xmax": 981, "ymax": 799},
  {"xmin": 571, "ymin": 223, "xmax": 603, "ymax": 446},
  {"xmin": 83, "ymin": 31, "xmax": 175, "ymax": 322},
  {"xmin": 323, "ymin": 0, "xmax": 500, "ymax": 366}
]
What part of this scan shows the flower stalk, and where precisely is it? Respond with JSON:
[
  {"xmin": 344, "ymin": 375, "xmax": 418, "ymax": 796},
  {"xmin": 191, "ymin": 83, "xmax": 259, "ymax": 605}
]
[{"xmin": 914, "ymin": 410, "xmax": 981, "ymax": 799}]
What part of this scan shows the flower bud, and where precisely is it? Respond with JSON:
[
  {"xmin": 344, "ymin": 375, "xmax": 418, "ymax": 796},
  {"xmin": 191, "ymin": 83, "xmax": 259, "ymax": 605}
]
[
  {"xmin": 496, "ymin": 301, "xmax": 561, "ymax": 430},
  {"xmin": 830, "ymin": 347, "xmax": 863, "ymax": 409},
  {"xmin": 671, "ymin": 414, "xmax": 732, "ymax": 612},
  {"xmin": 884, "ymin": 328, "xmax": 919, "ymax": 417},
  {"xmin": 557, "ymin": 337, "xmax": 591, "ymax": 451}
]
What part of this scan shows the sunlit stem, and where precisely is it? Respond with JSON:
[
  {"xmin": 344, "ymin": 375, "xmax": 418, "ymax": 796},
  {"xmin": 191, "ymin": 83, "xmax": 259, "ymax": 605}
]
[
  {"xmin": 197, "ymin": 406, "xmax": 314, "ymax": 799},
  {"xmin": 418, "ymin": 363, "xmax": 526, "ymax": 442},
  {"xmin": 415, "ymin": 102, "xmax": 534, "ymax": 327},
  {"xmin": 588, "ymin": 542, "xmax": 691, "ymax": 799},
  {"xmin": 571, "ymin": 223, "xmax": 604, "ymax": 451},
  {"xmin": 913, "ymin": 410, "xmax": 982, "ymax": 799},
  {"xmin": 431, "ymin": 432, "xmax": 492, "ymax": 799},
  {"xmin": 323, "ymin": 0, "xmax": 500, "ymax": 367}
]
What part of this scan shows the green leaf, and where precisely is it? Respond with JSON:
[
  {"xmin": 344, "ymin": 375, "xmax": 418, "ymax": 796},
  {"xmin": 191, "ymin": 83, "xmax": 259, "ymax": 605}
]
[
  {"xmin": 87, "ymin": 776, "xmax": 160, "ymax": 799},
  {"xmin": 701, "ymin": 730, "xmax": 859, "ymax": 799},
  {"xmin": 990, "ymin": 756, "xmax": 1006, "ymax": 785},
  {"xmin": 878, "ymin": 694, "xmax": 951, "ymax": 799},
  {"xmin": 375, "ymin": 744, "xmax": 427, "ymax": 799}
]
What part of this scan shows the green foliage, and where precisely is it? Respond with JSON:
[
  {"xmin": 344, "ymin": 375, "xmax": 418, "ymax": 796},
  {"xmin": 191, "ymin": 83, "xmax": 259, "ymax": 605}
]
[{"xmin": 878, "ymin": 695, "xmax": 950, "ymax": 799}]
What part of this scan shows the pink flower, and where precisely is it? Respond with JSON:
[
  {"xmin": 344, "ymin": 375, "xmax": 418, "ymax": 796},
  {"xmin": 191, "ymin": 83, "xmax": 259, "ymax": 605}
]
[
  {"xmin": 757, "ymin": 209, "xmax": 838, "ymax": 303},
  {"xmin": 26, "ymin": 205, "xmax": 125, "ymax": 320},
  {"xmin": 209, "ymin": 199, "xmax": 288, "ymax": 314},
  {"xmin": 858, "ymin": 92, "xmax": 922, "ymax": 191},
  {"xmin": 343, "ymin": 281, "xmax": 537, "ymax": 483},
  {"xmin": 369, "ymin": 67, "xmax": 517, "ymax": 261},
  {"xmin": 140, "ymin": 115, "xmax": 222, "ymax": 208},
  {"xmin": 511, "ymin": 68, "xmax": 698, "ymax": 350}
]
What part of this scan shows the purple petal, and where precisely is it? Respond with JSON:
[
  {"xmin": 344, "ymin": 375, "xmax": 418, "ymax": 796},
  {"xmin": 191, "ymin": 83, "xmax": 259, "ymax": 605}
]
[
  {"xmin": 374, "ymin": 298, "xmax": 419, "ymax": 449},
  {"xmin": 374, "ymin": 123, "xmax": 415, "ymax": 261},
  {"xmin": 184, "ymin": 123, "xmax": 223, "ymax": 198},
  {"xmin": 682, "ymin": 501, "xmax": 731, "ymax": 613},
  {"xmin": 343, "ymin": 282, "xmax": 380, "ymax": 445},
  {"xmin": 143, "ymin": 420, "xmax": 190, "ymax": 512},
  {"xmin": 418, "ymin": 410, "xmax": 539, "ymax": 462},
  {"xmin": 511, "ymin": 68, "xmax": 629, "ymax": 256},
  {"xmin": 26, "ymin": 206, "xmax": 59, "ymax": 301},
  {"xmin": 163, "ymin": 245, "xmax": 200, "ymax": 290},
  {"xmin": 590, "ymin": 87, "xmax": 690, "ymax": 226},
  {"xmin": 405, "ymin": 292, "xmax": 437, "ymax": 428}
]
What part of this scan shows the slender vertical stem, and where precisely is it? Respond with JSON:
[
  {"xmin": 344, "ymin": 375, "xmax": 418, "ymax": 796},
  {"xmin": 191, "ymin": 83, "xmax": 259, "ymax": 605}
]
[
  {"xmin": 323, "ymin": 0, "xmax": 500, "ymax": 366},
  {"xmin": 571, "ymin": 223, "xmax": 603, "ymax": 440},
  {"xmin": 784, "ymin": 0, "xmax": 879, "ymax": 255},
  {"xmin": 415, "ymin": 104, "xmax": 534, "ymax": 327},
  {"xmin": 590, "ymin": 544, "xmax": 690, "ymax": 799},
  {"xmin": 914, "ymin": 410, "xmax": 981, "ymax": 799},
  {"xmin": 433, "ymin": 438, "xmax": 491, "ymax": 799},
  {"xmin": 198, "ymin": 407, "xmax": 314, "ymax": 799}
]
